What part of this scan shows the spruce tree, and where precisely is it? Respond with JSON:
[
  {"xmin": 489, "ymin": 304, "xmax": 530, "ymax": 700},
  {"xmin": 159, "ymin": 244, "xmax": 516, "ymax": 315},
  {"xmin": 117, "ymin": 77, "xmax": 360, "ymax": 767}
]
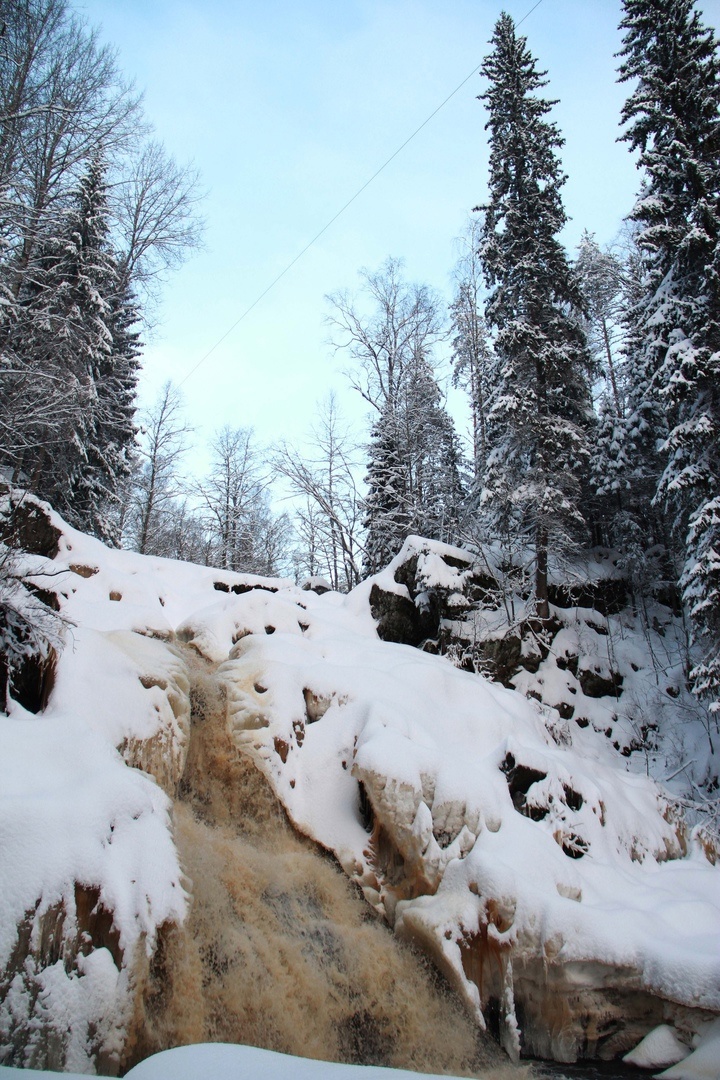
[
  {"xmin": 362, "ymin": 355, "xmax": 466, "ymax": 577},
  {"xmin": 10, "ymin": 159, "xmax": 139, "ymax": 540},
  {"xmin": 99, "ymin": 274, "xmax": 142, "ymax": 539},
  {"xmin": 618, "ymin": 0, "xmax": 720, "ymax": 708},
  {"xmin": 574, "ymin": 230, "xmax": 664, "ymax": 554},
  {"xmin": 400, "ymin": 350, "xmax": 465, "ymax": 544},
  {"xmin": 477, "ymin": 13, "xmax": 593, "ymax": 619},
  {"xmin": 69, "ymin": 158, "xmax": 140, "ymax": 540},
  {"xmin": 363, "ymin": 411, "xmax": 409, "ymax": 575},
  {"xmin": 574, "ymin": 233, "xmax": 627, "ymax": 417}
]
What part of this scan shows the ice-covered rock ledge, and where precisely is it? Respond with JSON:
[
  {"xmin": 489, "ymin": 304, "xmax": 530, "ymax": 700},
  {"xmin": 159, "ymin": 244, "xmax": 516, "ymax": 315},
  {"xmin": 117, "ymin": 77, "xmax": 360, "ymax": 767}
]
[{"xmin": 1, "ymin": 503, "xmax": 718, "ymax": 1070}]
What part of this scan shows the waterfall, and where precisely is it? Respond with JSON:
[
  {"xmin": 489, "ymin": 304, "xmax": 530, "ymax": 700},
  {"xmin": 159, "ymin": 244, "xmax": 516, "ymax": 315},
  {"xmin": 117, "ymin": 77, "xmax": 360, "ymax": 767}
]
[{"xmin": 124, "ymin": 655, "xmax": 513, "ymax": 1078}]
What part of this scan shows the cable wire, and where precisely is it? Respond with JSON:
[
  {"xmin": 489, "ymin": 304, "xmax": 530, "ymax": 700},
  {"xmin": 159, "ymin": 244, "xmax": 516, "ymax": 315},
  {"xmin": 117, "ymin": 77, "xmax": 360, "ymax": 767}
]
[{"xmin": 179, "ymin": 0, "xmax": 545, "ymax": 386}]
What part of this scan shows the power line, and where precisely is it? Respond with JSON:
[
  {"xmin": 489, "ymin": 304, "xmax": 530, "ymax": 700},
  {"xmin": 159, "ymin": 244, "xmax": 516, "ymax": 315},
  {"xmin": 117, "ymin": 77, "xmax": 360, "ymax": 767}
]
[{"xmin": 179, "ymin": 0, "xmax": 545, "ymax": 387}]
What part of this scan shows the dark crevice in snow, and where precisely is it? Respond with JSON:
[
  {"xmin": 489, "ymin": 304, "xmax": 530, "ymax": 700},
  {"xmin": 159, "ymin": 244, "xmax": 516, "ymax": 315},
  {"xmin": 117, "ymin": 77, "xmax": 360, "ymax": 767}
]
[
  {"xmin": 501, "ymin": 753, "xmax": 547, "ymax": 814},
  {"xmin": 213, "ymin": 580, "xmax": 279, "ymax": 596},
  {"xmin": 6, "ymin": 645, "xmax": 57, "ymax": 714},
  {"xmin": 357, "ymin": 781, "xmax": 374, "ymax": 834}
]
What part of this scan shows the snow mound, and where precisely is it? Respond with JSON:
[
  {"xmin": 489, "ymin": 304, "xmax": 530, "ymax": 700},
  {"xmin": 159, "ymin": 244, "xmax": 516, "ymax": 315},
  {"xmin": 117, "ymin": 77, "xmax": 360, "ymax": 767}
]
[
  {"xmin": 123, "ymin": 1042, "xmax": 523, "ymax": 1080},
  {"xmin": 0, "ymin": 1042, "xmax": 526, "ymax": 1080},
  {"xmin": 656, "ymin": 1018, "xmax": 720, "ymax": 1079},
  {"xmin": 623, "ymin": 1024, "xmax": 690, "ymax": 1068}
]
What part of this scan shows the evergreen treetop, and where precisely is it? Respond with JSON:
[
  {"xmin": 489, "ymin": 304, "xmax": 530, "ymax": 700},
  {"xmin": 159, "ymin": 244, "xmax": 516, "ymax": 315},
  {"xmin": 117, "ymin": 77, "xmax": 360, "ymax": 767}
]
[{"xmin": 477, "ymin": 12, "xmax": 593, "ymax": 619}]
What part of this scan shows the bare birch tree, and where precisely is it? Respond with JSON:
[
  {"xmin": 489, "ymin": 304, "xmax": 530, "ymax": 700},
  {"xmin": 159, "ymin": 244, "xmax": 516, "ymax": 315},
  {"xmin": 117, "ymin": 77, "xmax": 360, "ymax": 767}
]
[
  {"xmin": 123, "ymin": 382, "xmax": 192, "ymax": 555},
  {"xmin": 274, "ymin": 394, "xmax": 364, "ymax": 590}
]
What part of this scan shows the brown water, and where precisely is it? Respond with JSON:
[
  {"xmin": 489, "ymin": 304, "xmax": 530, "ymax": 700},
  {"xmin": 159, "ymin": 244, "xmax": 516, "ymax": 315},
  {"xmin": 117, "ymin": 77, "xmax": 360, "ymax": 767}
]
[{"xmin": 124, "ymin": 659, "xmax": 519, "ymax": 1079}]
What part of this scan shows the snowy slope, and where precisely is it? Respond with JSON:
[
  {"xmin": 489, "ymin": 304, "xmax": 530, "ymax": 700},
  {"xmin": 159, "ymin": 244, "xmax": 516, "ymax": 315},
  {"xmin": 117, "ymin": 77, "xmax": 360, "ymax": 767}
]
[{"xmin": 1, "ymin": 498, "xmax": 718, "ymax": 1073}]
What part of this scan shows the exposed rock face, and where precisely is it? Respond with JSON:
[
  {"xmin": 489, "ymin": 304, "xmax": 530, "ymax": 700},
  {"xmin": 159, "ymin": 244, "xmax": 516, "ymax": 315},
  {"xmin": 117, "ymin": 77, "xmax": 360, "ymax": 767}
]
[
  {"xmin": 508, "ymin": 958, "xmax": 666, "ymax": 1061},
  {"xmin": 0, "ymin": 496, "xmax": 61, "ymax": 560},
  {"xmin": 547, "ymin": 578, "xmax": 629, "ymax": 617},
  {"xmin": 369, "ymin": 542, "xmax": 499, "ymax": 650},
  {"xmin": 577, "ymin": 666, "xmax": 623, "ymax": 699},
  {"xmin": 0, "ymin": 887, "xmax": 129, "ymax": 1074},
  {"xmin": 0, "ymin": 497, "xmax": 62, "ymax": 713},
  {"xmin": 369, "ymin": 583, "xmax": 427, "ymax": 646},
  {"xmin": 111, "ymin": 633, "xmax": 192, "ymax": 801}
]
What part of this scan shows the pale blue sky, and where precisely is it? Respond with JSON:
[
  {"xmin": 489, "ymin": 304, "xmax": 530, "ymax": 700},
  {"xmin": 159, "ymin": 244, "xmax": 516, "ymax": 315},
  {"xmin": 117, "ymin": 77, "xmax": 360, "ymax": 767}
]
[{"xmin": 80, "ymin": 0, "xmax": 720, "ymax": 451}]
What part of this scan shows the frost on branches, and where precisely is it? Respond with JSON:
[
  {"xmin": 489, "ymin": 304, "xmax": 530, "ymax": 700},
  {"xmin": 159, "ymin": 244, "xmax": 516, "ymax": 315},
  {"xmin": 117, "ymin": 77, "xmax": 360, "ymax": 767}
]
[
  {"xmin": 618, "ymin": 0, "xmax": 720, "ymax": 712},
  {"xmin": 475, "ymin": 14, "xmax": 593, "ymax": 622}
]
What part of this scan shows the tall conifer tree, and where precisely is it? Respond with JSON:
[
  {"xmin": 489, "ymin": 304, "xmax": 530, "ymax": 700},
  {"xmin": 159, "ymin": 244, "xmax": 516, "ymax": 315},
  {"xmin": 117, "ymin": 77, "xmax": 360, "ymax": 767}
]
[
  {"xmin": 362, "ymin": 357, "xmax": 464, "ymax": 577},
  {"xmin": 619, "ymin": 0, "xmax": 720, "ymax": 708},
  {"xmin": 477, "ymin": 13, "xmax": 592, "ymax": 619},
  {"xmin": 363, "ymin": 412, "xmax": 409, "ymax": 575},
  {"xmin": 12, "ymin": 158, "xmax": 139, "ymax": 540}
]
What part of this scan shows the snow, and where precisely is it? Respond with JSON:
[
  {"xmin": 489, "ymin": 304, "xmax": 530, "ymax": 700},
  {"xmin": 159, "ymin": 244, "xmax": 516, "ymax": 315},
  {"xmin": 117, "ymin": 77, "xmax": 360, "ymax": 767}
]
[
  {"xmin": 125, "ymin": 1043, "xmax": 485, "ymax": 1080},
  {"xmin": 0, "ymin": 709, "xmax": 184, "ymax": 970},
  {"xmin": 656, "ymin": 1019, "xmax": 720, "ymax": 1080},
  {"xmin": 623, "ymin": 1024, "xmax": 690, "ymax": 1068},
  {"xmin": 389, "ymin": 535, "xmax": 474, "ymax": 591},
  {"xmin": 0, "ymin": 1042, "xmax": 501, "ymax": 1080},
  {"xmin": 1, "ymin": 499, "xmax": 719, "ymax": 1070}
]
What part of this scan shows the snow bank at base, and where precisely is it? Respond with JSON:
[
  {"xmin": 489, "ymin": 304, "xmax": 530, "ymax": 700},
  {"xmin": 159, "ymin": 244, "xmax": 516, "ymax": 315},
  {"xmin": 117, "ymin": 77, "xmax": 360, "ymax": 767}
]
[
  {"xmin": 1, "ymin": 503, "xmax": 719, "ymax": 1070},
  {"xmin": 0, "ymin": 1042, "xmax": 525, "ymax": 1080},
  {"xmin": 125, "ymin": 1043, "xmax": 522, "ymax": 1080},
  {"xmin": 656, "ymin": 1019, "xmax": 720, "ymax": 1080},
  {"xmin": 623, "ymin": 1024, "xmax": 691, "ymax": 1068}
]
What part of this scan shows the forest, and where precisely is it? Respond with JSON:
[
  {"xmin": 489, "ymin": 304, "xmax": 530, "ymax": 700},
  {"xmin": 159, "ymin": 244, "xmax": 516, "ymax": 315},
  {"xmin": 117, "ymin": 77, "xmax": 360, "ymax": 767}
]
[{"xmin": 2, "ymin": 0, "xmax": 718, "ymax": 757}]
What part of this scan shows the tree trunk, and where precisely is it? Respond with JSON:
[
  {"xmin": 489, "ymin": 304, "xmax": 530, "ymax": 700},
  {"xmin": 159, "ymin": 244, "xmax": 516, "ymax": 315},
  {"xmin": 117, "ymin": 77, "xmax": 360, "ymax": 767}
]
[{"xmin": 535, "ymin": 525, "xmax": 549, "ymax": 622}]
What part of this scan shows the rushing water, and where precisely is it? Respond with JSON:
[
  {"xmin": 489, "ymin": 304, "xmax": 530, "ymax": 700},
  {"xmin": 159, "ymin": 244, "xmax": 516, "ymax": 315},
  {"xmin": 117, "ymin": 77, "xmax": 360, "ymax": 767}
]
[
  {"xmin": 532, "ymin": 1061, "xmax": 655, "ymax": 1080},
  {"xmin": 123, "ymin": 658, "xmax": 520, "ymax": 1079}
]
